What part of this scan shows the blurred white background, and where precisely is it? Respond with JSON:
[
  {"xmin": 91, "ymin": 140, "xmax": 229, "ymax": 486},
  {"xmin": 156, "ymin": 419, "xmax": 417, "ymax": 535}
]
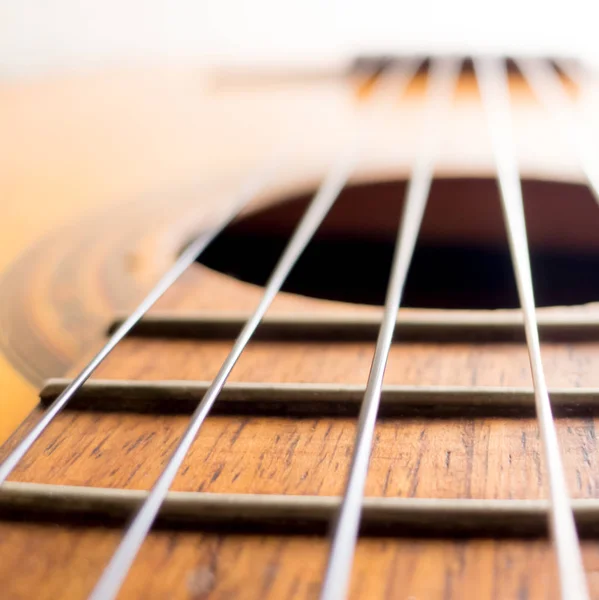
[{"xmin": 1, "ymin": 0, "xmax": 597, "ymax": 78}]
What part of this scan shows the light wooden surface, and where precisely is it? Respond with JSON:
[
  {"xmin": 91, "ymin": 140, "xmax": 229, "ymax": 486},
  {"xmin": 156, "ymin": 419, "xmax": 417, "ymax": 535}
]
[
  {"xmin": 0, "ymin": 63, "xmax": 318, "ymax": 441},
  {"xmin": 0, "ymin": 66, "xmax": 227, "ymax": 442},
  {"xmin": 0, "ymin": 67, "xmax": 588, "ymax": 447}
]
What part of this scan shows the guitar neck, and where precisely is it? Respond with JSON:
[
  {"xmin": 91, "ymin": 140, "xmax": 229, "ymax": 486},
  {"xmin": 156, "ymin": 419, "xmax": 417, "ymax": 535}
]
[{"xmin": 1, "ymin": 55, "xmax": 599, "ymax": 600}]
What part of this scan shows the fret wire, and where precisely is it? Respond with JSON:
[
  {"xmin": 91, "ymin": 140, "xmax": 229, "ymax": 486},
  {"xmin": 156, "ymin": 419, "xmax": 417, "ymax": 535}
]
[
  {"xmin": 6, "ymin": 481, "xmax": 599, "ymax": 537},
  {"xmin": 38, "ymin": 378, "xmax": 599, "ymax": 418},
  {"xmin": 319, "ymin": 57, "xmax": 461, "ymax": 600},
  {"xmin": 87, "ymin": 63, "xmax": 421, "ymax": 600},
  {"xmin": 517, "ymin": 58, "xmax": 599, "ymax": 203},
  {"xmin": 108, "ymin": 310, "xmax": 599, "ymax": 343},
  {"xmin": 475, "ymin": 57, "xmax": 589, "ymax": 600},
  {"xmin": 0, "ymin": 154, "xmax": 287, "ymax": 486}
]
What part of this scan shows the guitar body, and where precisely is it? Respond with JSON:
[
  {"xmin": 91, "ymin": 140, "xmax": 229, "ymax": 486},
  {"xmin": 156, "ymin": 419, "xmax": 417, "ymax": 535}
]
[{"xmin": 2, "ymin": 60, "xmax": 599, "ymax": 599}]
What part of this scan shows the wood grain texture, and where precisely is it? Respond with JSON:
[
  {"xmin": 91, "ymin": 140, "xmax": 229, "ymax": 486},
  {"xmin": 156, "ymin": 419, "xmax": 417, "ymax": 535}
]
[
  {"xmin": 2, "ymin": 66, "xmax": 599, "ymax": 599},
  {"xmin": 4, "ymin": 523, "xmax": 598, "ymax": 600},
  {"xmin": 2, "ymin": 276, "xmax": 599, "ymax": 597},
  {"xmin": 3, "ymin": 410, "xmax": 598, "ymax": 500}
]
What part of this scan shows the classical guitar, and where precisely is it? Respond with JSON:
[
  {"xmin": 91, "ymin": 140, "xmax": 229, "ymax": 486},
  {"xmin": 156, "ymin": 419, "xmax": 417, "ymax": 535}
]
[{"xmin": 2, "ymin": 54, "xmax": 599, "ymax": 599}]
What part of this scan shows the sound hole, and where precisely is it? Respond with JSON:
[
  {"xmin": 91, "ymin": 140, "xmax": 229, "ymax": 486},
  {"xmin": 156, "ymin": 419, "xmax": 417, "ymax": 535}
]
[{"xmin": 198, "ymin": 177, "xmax": 599, "ymax": 309}]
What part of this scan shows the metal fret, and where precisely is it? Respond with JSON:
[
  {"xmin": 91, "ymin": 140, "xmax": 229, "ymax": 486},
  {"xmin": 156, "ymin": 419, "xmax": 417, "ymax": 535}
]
[
  {"xmin": 320, "ymin": 57, "xmax": 461, "ymax": 600},
  {"xmin": 108, "ymin": 310, "xmax": 599, "ymax": 342},
  {"xmin": 39, "ymin": 378, "xmax": 599, "ymax": 418},
  {"xmin": 475, "ymin": 57, "xmax": 589, "ymax": 600},
  {"xmin": 0, "ymin": 157, "xmax": 282, "ymax": 486},
  {"xmin": 3, "ymin": 54, "xmax": 599, "ymax": 598},
  {"xmin": 4, "ymin": 481, "xmax": 599, "ymax": 538},
  {"xmin": 517, "ymin": 59, "xmax": 599, "ymax": 204}
]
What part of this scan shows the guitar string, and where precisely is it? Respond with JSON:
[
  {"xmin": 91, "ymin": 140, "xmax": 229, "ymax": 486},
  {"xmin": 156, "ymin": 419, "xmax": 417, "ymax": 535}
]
[
  {"xmin": 87, "ymin": 154, "xmax": 354, "ymax": 600},
  {"xmin": 3, "ymin": 55, "xmax": 587, "ymax": 598},
  {"xmin": 87, "ymin": 61, "xmax": 421, "ymax": 600},
  {"xmin": 319, "ymin": 56, "xmax": 462, "ymax": 600},
  {"xmin": 475, "ymin": 57, "xmax": 589, "ymax": 600},
  {"xmin": 517, "ymin": 58, "xmax": 599, "ymax": 204},
  {"xmin": 0, "ymin": 58, "xmax": 420, "ymax": 487},
  {"xmin": 0, "ymin": 154, "xmax": 290, "ymax": 486}
]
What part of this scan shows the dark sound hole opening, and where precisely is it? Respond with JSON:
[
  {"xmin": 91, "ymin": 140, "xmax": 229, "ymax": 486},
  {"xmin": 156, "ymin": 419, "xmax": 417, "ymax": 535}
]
[{"xmin": 196, "ymin": 178, "xmax": 599, "ymax": 310}]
